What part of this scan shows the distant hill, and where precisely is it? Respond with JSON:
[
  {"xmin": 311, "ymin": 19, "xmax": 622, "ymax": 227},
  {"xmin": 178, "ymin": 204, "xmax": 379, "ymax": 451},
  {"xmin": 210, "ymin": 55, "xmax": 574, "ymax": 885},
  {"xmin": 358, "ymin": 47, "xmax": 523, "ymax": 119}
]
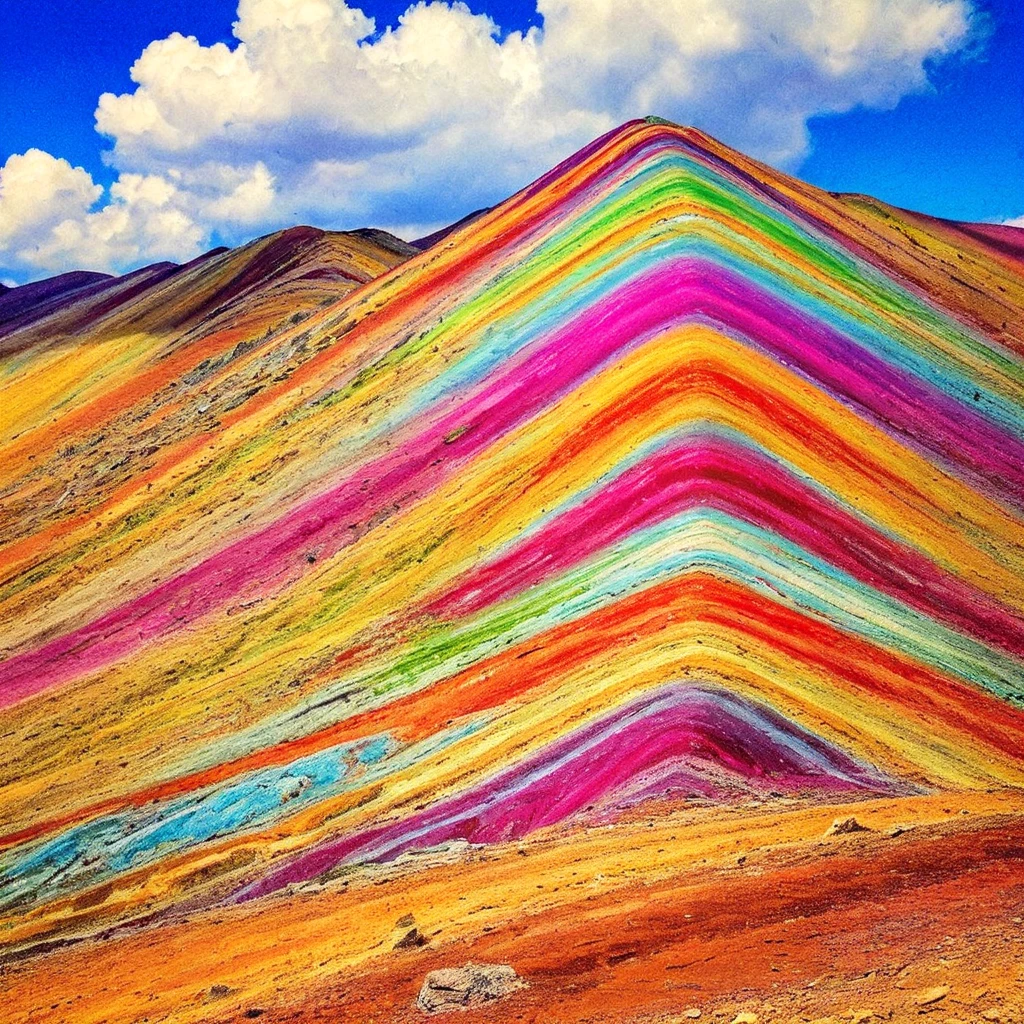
[{"xmin": 0, "ymin": 226, "xmax": 415, "ymax": 349}]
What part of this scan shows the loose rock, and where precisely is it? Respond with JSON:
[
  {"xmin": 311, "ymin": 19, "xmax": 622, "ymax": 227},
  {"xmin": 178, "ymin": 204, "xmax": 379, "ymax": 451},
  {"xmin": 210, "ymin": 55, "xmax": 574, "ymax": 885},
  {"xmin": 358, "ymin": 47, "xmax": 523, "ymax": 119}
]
[
  {"xmin": 394, "ymin": 927, "xmax": 428, "ymax": 949},
  {"xmin": 417, "ymin": 963, "xmax": 526, "ymax": 1014},
  {"xmin": 915, "ymin": 985, "xmax": 949, "ymax": 1006},
  {"xmin": 826, "ymin": 817, "xmax": 871, "ymax": 836}
]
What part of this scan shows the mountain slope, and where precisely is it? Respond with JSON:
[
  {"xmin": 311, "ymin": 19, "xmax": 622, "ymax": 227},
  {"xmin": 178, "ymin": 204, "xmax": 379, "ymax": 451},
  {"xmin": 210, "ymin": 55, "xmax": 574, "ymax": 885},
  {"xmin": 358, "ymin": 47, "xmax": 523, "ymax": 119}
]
[
  {"xmin": 1, "ymin": 119, "xmax": 1023, "ymax": 1022},
  {"xmin": 0, "ymin": 227, "xmax": 414, "ymax": 551}
]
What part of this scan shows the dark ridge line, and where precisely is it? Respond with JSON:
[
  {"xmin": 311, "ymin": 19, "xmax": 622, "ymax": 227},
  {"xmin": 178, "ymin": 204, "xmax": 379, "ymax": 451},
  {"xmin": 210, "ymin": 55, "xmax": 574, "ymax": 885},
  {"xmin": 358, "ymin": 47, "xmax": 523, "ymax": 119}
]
[{"xmin": 411, "ymin": 208, "xmax": 493, "ymax": 251}]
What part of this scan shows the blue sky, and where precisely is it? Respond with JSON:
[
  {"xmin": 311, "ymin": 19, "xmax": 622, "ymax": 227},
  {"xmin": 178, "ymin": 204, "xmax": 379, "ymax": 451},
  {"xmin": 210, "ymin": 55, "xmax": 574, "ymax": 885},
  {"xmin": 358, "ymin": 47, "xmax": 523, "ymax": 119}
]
[
  {"xmin": 802, "ymin": 0, "xmax": 1023, "ymax": 220},
  {"xmin": 1, "ymin": 0, "xmax": 1021, "ymax": 282},
  {"xmin": 0, "ymin": 1, "xmax": 539, "ymax": 192}
]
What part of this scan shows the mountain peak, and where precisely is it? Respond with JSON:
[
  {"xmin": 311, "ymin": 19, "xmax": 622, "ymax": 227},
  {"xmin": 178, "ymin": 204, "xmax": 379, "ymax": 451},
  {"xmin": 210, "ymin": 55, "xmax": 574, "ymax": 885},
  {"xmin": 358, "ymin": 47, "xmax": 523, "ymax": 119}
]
[{"xmin": 1, "ymin": 121, "xmax": 1022, "ymax": 1022}]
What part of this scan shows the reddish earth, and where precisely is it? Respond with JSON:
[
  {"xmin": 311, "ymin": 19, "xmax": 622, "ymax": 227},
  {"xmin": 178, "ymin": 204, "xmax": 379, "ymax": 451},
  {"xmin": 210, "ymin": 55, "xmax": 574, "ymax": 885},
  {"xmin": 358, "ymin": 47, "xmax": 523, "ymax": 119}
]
[{"xmin": 199, "ymin": 816, "xmax": 1024, "ymax": 1023}]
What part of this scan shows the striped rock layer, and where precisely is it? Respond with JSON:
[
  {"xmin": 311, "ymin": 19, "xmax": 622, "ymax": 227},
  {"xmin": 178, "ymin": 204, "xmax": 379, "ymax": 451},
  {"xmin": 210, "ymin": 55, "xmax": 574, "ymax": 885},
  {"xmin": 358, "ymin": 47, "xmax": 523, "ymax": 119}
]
[{"xmin": 1, "ymin": 119, "xmax": 1023, "ymax": 962}]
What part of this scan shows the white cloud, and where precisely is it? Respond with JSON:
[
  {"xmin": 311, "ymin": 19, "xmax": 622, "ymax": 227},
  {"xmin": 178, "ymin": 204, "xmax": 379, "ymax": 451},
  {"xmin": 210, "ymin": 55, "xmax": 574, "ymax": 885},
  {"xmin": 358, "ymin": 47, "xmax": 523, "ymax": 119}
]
[
  {"xmin": 27, "ymin": 172, "xmax": 207, "ymax": 274},
  {"xmin": 0, "ymin": 150, "xmax": 102, "ymax": 252},
  {"xmin": 0, "ymin": 153, "xmax": 209, "ymax": 277},
  {"xmin": 0, "ymin": 152, "xmax": 277, "ymax": 279},
  {"xmin": 3, "ymin": 0, "xmax": 977, "ymax": 279},
  {"xmin": 197, "ymin": 163, "xmax": 276, "ymax": 223}
]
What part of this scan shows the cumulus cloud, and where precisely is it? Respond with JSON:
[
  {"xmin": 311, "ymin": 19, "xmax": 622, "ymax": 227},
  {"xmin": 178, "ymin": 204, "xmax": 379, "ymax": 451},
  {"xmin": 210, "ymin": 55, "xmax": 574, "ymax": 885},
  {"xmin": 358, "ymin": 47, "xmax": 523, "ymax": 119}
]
[
  {"xmin": 0, "ymin": 152, "xmax": 210, "ymax": 277},
  {"xmin": 2, "ymin": 0, "xmax": 977, "ymax": 280},
  {"xmin": 0, "ymin": 153, "xmax": 277, "ymax": 278},
  {"xmin": 25, "ymin": 173, "xmax": 207, "ymax": 275},
  {"xmin": 0, "ymin": 150, "xmax": 101, "ymax": 254}
]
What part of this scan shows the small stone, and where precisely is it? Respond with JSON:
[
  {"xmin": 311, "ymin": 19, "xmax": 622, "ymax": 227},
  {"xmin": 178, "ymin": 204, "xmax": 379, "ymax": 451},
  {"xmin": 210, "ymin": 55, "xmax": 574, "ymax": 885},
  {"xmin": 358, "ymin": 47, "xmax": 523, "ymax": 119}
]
[
  {"xmin": 851, "ymin": 1011, "xmax": 875, "ymax": 1022},
  {"xmin": 206, "ymin": 985, "xmax": 231, "ymax": 1000},
  {"xmin": 684, "ymin": 1010, "xmax": 702, "ymax": 1019},
  {"xmin": 826, "ymin": 817, "xmax": 871, "ymax": 836},
  {"xmin": 394, "ymin": 927, "xmax": 428, "ymax": 949},
  {"xmin": 981, "ymin": 1011, "xmax": 1001, "ymax": 1022},
  {"xmin": 730, "ymin": 1014, "xmax": 758, "ymax": 1024},
  {"xmin": 916, "ymin": 986, "xmax": 949, "ymax": 1006},
  {"xmin": 396, "ymin": 913, "xmax": 416, "ymax": 928},
  {"xmin": 894, "ymin": 967, "xmax": 916, "ymax": 989},
  {"xmin": 417, "ymin": 963, "xmax": 526, "ymax": 1014}
]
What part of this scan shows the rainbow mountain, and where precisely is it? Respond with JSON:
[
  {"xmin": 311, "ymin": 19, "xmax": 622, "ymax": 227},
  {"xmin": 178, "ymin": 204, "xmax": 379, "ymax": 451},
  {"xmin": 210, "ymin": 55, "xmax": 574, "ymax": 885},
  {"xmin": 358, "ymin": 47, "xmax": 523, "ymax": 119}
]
[{"xmin": 1, "ymin": 118, "xmax": 1023, "ymax": 1023}]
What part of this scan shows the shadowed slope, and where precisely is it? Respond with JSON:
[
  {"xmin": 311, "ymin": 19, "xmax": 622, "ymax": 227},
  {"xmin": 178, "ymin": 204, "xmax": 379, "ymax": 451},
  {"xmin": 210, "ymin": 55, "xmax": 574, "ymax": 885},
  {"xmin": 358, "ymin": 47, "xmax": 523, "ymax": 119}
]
[
  {"xmin": 0, "ymin": 271, "xmax": 115, "ymax": 335},
  {"xmin": 0, "ymin": 226, "xmax": 414, "ymax": 353},
  {"xmin": 0, "ymin": 227, "xmax": 413, "ymax": 553}
]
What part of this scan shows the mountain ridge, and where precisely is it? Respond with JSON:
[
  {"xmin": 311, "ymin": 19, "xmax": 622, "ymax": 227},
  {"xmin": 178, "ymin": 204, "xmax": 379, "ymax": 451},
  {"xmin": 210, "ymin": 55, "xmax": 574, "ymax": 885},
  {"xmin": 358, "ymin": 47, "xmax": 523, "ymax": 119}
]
[
  {"xmin": 1, "ymin": 117, "xmax": 1022, "ymax": 1022},
  {"xmin": 0, "ymin": 226, "xmax": 416, "ymax": 345}
]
